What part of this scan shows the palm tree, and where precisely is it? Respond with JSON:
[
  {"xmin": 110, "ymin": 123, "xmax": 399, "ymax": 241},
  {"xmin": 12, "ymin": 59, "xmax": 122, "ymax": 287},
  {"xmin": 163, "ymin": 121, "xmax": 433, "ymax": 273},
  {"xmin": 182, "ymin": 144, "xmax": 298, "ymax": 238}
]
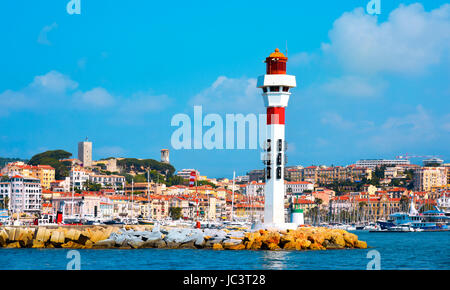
[
  {"xmin": 358, "ymin": 201, "xmax": 367, "ymax": 223},
  {"xmin": 399, "ymin": 195, "xmax": 409, "ymax": 212},
  {"xmin": 314, "ymin": 198, "xmax": 323, "ymax": 225}
]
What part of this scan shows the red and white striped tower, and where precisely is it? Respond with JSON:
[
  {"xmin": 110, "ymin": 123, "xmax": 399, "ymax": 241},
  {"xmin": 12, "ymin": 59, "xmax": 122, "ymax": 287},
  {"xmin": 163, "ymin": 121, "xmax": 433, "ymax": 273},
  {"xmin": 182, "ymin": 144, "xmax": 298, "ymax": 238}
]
[{"xmin": 257, "ymin": 48, "xmax": 296, "ymax": 225}]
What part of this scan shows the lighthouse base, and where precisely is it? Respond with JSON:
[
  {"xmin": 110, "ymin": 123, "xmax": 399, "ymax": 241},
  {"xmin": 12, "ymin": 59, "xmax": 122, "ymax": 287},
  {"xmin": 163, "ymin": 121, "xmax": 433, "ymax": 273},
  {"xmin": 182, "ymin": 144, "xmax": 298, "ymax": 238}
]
[{"xmin": 251, "ymin": 222, "xmax": 300, "ymax": 231}]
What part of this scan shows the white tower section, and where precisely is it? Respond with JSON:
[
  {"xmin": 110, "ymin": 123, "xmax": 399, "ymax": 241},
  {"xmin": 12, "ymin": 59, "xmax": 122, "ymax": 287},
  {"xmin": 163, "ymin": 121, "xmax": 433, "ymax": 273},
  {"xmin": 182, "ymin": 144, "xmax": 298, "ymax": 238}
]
[
  {"xmin": 161, "ymin": 149, "xmax": 170, "ymax": 164},
  {"xmin": 78, "ymin": 139, "xmax": 92, "ymax": 167},
  {"xmin": 256, "ymin": 49, "xmax": 296, "ymax": 226}
]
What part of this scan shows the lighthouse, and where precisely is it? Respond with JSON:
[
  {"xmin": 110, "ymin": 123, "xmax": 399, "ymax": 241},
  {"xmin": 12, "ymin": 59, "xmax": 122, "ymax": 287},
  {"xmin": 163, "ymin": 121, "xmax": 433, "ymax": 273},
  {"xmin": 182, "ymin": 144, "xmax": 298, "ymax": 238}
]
[{"xmin": 257, "ymin": 48, "xmax": 296, "ymax": 227}]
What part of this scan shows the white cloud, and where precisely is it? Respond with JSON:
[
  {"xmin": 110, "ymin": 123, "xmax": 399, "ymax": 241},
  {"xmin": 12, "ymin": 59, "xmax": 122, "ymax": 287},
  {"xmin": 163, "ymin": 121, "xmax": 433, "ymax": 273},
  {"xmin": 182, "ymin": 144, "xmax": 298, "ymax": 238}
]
[
  {"xmin": 321, "ymin": 112, "xmax": 355, "ymax": 130},
  {"xmin": 74, "ymin": 87, "xmax": 116, "ymax": 107},
  {"xmin": 289, "ymin": 52, "xmax": 316, "ymax": 66},
  {"xmin": 319, "ymin": 75, "xmax": 386, "ymax": 98},
  {"xmin": 322, "ymin": 4, "xmax": 450, "ymax": 75},
  {"xmin": 360, "ymin": 105, "xmax": 439, "ymax": 151},
  {"xmin": 189, "ymin": 76, "xmax": 261, "ymax": 113},
  {"xmin": 120, "ymin": 91, "xmax": 172, "ymax": 114},
  {"xmin": 30, "ymin": 70, "xmax": 78, "ymax": 93},
  {"xmin": 37, "ymin": 23, "xmax": 58, "ymax": 45}
]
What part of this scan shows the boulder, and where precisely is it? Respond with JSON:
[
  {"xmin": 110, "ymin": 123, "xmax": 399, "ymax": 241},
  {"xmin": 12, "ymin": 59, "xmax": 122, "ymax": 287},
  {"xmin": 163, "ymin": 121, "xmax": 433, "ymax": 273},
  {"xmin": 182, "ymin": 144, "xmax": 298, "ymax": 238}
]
[
  {"xmin": 308, "ymin": 242, "xmax": 325, "ymax": 250},
  {"xmin": 32, "ymin": 240, "xmax": 45, "ymax": 248},
  {"xmin": 7, "ymin": 228, "xmax": 16, "ymax": 241},
  {"xmin": 61, "ymin": 241, "xmax": 83, "ymax": 249},
  {"xmin": 35, "ymin": 227, "xmax": 47, "ymax": 242},
  {"xmin": 228, "ymin": 243, "xmax": 245, "ymax": 250},
  {"xmin": 83, "ymin": 240, "xmax": 94, "ymax": 249},
  {"xmin": 65, "ymin": 229, "xmax": 81, "ymax": 241},
  {"xmin": 343, "ymin": 232, "xmax": 358, "ymax": 247},
  {"xmin": 94, "ymin": 239, "xmax": 116, "ymax": 248},
  {"xmin": 127, "ymin": 236, "xmax": 145, "ymax": 249},
  {"xmin": 212, "ymin": 243, "xmax": 223, "ymax": 250},
  {"xmin": 282, "ymin": 241, "xmax": 297, "ymax": 250},
  {"xmin": 268, "ymin": 243, "xmax": 281, "ymax": 250},
  {"xmin": 295, "ymin": 239, "xmax": 311, "ymax": 250},
  {"xmin": 179, "ymin": 241, "xmax": 197, "ymax": 249},
  {"xmin": 6, "ymin": 241, "xmax": 21, "ymax": 248},
  {"xmin": 50, "ymin": 230, "xmax": 65, "ymax": 244},
  {"xmin": 329, "ymin": 232, "xmax": 346, "ymax": 248},
  {"xmin": 355, "ymin": 240, "xmax": 367, "ymax": 249},
  {"xmin": 166, "ymin": 241, "xmax": 181, "ymax": 249}
]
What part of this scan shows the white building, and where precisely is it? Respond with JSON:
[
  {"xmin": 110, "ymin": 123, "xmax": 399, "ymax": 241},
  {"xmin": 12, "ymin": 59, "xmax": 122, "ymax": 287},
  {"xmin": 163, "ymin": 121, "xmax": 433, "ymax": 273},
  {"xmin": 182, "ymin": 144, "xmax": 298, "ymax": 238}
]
[
  {"xmin": 89, "ymin": 174, "xmax": 125, "ymax": 189},
  {"xmin": 78, "ymin": 140, "xmax": 93, "ymax": 167},
  {"xmin": 176, "ymin": 169, "xmax": 199, "ymax": 180},
  {"xmin": 285, "ymin": 181, "xmax": 314, "ymax": 194},
  {"xmin": 356, "ymin": 159, "xmax": 410, "ymax": 168},
  {"xmin": 1, "ymin": 175, "xmax": 42, "ymax": 215},
  {"xmin": 69, "ymin": 168, "xmax": 90, "ymax": 189}
]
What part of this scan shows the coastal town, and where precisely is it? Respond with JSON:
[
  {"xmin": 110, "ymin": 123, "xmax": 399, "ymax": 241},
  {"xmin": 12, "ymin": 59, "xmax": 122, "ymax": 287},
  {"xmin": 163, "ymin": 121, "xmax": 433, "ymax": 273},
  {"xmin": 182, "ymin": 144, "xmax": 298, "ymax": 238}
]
[{"xmin": 0, "ymin": 139, "xmax": 449, "ymax": 228}]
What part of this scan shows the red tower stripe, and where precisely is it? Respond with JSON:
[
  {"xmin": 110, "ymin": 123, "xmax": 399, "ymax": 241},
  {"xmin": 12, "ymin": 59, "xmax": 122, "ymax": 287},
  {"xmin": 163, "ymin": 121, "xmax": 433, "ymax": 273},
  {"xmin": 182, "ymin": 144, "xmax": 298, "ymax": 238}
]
[{"xmin": 267, "ymin": 107, "xmax": 285, "ymax": 124}]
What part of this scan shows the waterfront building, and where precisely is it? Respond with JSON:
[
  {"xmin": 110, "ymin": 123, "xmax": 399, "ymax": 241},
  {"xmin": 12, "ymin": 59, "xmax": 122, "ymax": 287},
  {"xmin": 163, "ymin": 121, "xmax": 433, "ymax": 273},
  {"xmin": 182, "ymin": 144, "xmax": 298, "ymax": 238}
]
[
  {"xmin": 1, "ymin": 175, "xmax": 42, "ymax": 216},
  {"xmin": 78, "ymin": 139, "xmax": 93, "ymax": 167}
]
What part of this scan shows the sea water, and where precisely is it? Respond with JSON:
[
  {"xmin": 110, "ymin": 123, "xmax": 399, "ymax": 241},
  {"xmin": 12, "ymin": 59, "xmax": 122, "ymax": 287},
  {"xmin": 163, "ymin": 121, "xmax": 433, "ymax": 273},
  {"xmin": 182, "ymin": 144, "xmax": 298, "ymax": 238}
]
[{"xmin": 0, "ymin": 231, "xmax": 448, "ymax": 270}]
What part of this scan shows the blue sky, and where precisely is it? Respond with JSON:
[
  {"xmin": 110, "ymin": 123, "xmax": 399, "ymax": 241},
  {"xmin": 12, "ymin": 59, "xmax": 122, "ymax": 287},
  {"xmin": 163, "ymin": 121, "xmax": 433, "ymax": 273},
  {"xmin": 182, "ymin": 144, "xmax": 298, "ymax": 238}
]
[{"xmin": 1, "ymin": 0, "xmax": 449, "ymax": 178}]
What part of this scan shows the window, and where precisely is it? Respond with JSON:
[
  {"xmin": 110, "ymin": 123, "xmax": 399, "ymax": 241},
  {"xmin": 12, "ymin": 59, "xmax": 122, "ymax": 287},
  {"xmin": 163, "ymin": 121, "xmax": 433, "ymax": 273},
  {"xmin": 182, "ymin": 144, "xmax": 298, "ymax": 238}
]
[
  {"xmin": 276, "ymin": 167, "xmax": 282, "ymax": 179},
  {"xmin": 267, "ymin": 167, "xmax": 271, "ymax": 180},
  {"xmin": 269, "ymin": 86, "xmax": 280, "ymax": 92},
  {"xmin": 262, "ymin": 87, "xmax": 268, "ymax": 93},
  {"xmin": 277, "ymin": 139, "xmax": 282, "ymax": 151},
  {"xmin": 282, "ymin": 86, "xmax": 289, "ymax": 92}
]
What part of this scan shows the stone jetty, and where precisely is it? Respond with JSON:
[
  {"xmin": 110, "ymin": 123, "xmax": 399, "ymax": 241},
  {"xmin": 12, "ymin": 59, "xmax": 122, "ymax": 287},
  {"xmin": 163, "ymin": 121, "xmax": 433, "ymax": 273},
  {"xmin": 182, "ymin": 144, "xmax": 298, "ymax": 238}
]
[{"xmin": 0, "ymin": 225, "xmax": 367, "ymax": 250}]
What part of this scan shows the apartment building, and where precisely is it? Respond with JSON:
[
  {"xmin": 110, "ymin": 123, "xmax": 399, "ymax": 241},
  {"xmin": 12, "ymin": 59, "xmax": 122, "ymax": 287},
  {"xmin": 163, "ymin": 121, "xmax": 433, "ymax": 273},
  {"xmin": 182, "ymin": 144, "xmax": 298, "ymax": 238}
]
[
  {"xmin": 414, "ymin": 167, "xmax": 447, "ymax": 191},
  {"xmin": 1, "ymin": 162, "xmax": 55, "ymax": 189},
  {"xmin": 1, "ymin": 175, "xmax": 42, "ymax": 215}
]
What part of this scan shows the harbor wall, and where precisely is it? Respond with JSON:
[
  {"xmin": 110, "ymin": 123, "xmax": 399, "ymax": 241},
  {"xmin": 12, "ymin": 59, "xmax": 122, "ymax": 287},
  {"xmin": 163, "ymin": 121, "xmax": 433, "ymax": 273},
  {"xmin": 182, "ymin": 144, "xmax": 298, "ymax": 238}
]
[{"xmin": 0, "ymin": 225, "xmax": 367, "ymax": 250}]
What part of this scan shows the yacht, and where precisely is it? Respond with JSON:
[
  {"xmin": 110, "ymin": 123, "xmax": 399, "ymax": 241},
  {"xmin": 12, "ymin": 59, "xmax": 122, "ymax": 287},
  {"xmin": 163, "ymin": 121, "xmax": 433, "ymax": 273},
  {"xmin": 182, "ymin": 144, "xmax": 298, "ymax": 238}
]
[{"xmin": 378, "ymin": 199, "xmax": 449, "ymax": 231}]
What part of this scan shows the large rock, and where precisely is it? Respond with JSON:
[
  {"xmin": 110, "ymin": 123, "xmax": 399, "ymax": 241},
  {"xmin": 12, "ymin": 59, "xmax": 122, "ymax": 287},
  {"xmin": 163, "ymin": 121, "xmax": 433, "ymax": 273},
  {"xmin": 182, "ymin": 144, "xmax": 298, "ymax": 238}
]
[
  {"xmin": 32, "ymin": 240, "xmax": 45, "ymax": 248},
  {"xmin": 127, "ymin": 236, "xmax": 145, "ymax": 249},
  {"xmin": 94, "ymin": 239, "xmax": 116, "ymax": 248},
  {"xmin": 61, "ymin": 241, "xmax": 83, "ymax": 249},
  {"xmin": 50, "ymin": 230, "xmax": 65, "ymax": 244},
  {"xmin": 355, "ymin": 240, "xmax": 367, "ymax": 249}
]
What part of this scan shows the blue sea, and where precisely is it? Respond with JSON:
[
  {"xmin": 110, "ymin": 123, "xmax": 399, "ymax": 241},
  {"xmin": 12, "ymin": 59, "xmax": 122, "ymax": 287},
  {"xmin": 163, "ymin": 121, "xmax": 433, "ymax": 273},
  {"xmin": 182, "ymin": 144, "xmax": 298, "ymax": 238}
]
[{"xmin": 0, "ymin": 231, "xmax": 449, "ymax": 270}]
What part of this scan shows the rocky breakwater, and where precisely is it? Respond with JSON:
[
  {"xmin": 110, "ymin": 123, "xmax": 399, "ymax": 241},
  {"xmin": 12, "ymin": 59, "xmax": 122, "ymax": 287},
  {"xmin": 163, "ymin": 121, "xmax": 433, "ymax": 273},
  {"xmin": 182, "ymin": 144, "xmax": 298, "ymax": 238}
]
[{"xmin": 0, "ymin": 225, "xmax": 367, "ymax": 250}]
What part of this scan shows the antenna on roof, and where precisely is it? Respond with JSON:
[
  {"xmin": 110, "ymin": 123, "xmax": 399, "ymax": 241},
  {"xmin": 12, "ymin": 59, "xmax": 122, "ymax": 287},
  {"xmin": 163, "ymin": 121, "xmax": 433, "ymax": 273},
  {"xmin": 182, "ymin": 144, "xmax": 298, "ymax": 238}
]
[{"xmin": 286, "ymin": 40, "xmax": 288, "ymax": 57}]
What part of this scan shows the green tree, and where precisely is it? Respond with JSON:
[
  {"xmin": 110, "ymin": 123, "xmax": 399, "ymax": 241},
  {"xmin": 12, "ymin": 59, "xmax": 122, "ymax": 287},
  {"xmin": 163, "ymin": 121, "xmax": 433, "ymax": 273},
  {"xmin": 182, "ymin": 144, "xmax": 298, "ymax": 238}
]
[
  {"xmin": 169, "ymin": 207, "xmax": 182, "ymax": 220},
  {"xmin": 28, "ymin": 150, "xmax": 72, "ymax": 180}
]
